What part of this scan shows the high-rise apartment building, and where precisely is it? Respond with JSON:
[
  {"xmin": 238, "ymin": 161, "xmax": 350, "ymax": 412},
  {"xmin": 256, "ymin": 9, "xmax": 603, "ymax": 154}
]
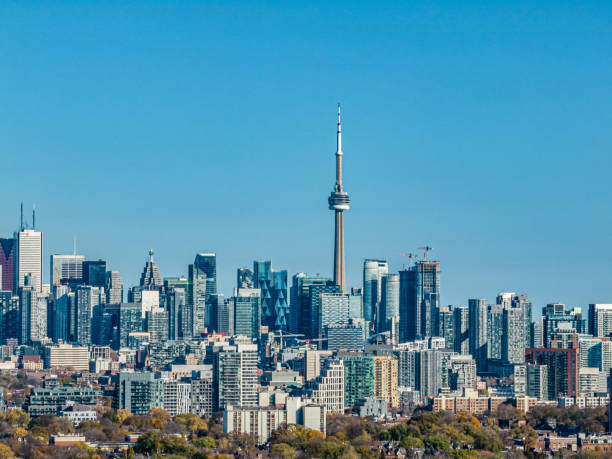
[
  {"xmin": 437, "ymin": 306, "xmax": 454, "ymax": 350},
  {"xmin": 380, "ymin": 273, "xmax": 399, "ymax": 333},
  {"xmin": 372, "ymin": 355, "xmax": 399, "ymax": 408},
  {"xmin": 212, "ymin": 342, "xmax": 258, "ymax": 411},
  {"xmin": 588, "ymin": 304, "xmax": 612, "ymax": 337},
  {"xmin": 254, "ymin": 261, "xmax": 289, "ymax": 332},
  {"xmin": 502, "ymin": 306, "xmax": 525, "ymax": 364},
  {"xmin": 15, "ymin": 229, "xmax": 43, "ymax": 293},
  {"xmin": 337, "ymin": 352, "xmax": 374, "ymax": 407},
  {"xmin": 362, "ymin": 259, "xmax": 388, "ymax": 328},
  {"xmin": 308, "ymin": 358, "xmax": 345, "ymax": 413},
  {"xmin": 399, "ymin": 261, "xmax": 440, "ymax": 342},
  {"xmin": 453, "ymin": 306, "xmax": 469, "ymax": 355},
  {"xmin": 75, "ymin": 286, "xmax": 103, "ymax": 346},
  {"xmin": 468, "ymin": 299, "xmax": 488, "ymax": 369}
]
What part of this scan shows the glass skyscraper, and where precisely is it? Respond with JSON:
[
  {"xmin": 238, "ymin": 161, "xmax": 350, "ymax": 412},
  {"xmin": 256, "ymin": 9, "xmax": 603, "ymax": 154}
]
[
  {"xmin": 254, "ymin": 261, "xmax": 289, "ymax": 332},
  {"xmin": 399, "ymin": 261, "xmax": 440, "ymax": 342}
]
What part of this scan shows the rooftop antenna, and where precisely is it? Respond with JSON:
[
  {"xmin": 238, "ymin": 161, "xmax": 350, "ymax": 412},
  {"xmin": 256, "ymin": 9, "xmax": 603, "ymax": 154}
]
[
  {"xmin": 20, "ymin": 203, "xmax": 23, "ymax": 231},
  {"xmin": 32, "ymin": 205, "xmax": 36, "ymax": 230}
]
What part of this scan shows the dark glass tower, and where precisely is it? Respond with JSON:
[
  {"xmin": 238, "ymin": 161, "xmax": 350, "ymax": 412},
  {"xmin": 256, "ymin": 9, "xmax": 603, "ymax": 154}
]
[{"xmin": 254, "ymin": 261, "xmax": 288, "ymax": 332}]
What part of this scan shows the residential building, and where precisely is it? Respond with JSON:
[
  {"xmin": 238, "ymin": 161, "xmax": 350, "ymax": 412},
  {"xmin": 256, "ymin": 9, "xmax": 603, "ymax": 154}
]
[{"xmin": 399, "ymin": 260, "xmax": 440, "ymax": 342}]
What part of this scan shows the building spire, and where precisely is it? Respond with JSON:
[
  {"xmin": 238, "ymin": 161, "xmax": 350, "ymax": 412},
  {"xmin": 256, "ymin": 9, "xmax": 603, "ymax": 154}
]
[
  {"xmin": 336, "ymin": 102, "xmax": 342, "ymax": 156},
  {"xmin": 149, "ymin": 248, "xmax": 154, "ymax": 262}
]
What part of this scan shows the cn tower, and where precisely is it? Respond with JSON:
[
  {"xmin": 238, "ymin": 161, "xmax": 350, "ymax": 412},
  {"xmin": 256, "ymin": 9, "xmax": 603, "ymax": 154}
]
[{"xmin": 328, "ymin": 103, "xmax": 350, "ymax": 293}]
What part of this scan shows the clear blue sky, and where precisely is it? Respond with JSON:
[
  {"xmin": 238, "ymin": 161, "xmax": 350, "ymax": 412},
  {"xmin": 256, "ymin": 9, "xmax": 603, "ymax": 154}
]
[{"xmin": 1, "ymin": 2, "xmax": 611, "ymax": 314}]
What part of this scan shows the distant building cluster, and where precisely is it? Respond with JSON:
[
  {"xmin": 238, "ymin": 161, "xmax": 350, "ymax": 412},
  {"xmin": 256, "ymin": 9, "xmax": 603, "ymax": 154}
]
[{"xmin": 0, "ymin": 107, "xmax": 611, "ymax": 447}]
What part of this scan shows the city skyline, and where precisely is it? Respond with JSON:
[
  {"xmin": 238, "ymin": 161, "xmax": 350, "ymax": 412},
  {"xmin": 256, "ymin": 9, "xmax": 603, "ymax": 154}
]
[{"xmin": 2, "ymin": 3, "xmax": 612, "ymax": 312}]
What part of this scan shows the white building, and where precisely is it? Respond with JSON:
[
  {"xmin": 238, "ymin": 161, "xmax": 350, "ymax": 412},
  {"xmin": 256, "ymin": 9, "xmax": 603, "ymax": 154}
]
[
  {"xmin": 307, "ymin": 359, "xmax": 344, "ymax": 413},
  {"xmin": 15, "ymin": 229, "xmax": 43, "ymax": 292},
  {"xmin": 162, "ymin": 380, "xmax": 192, "ymax": 416},
  {"xmin": 224, "ymin": 396, "xmax": 326, "ymax": 445},
  {"xmin": 43, "ymin": 344, "xmax": 89, "ymax": 371}
]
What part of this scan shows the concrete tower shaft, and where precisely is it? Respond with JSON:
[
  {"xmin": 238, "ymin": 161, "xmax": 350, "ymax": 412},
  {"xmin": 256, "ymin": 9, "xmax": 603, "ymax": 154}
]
[{"xmin": 329, "ymin": 103, "xmax": 350, "ymax": 293}]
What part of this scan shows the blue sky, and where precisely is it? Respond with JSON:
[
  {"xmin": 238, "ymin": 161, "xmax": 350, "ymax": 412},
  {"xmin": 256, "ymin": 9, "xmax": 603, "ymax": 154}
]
[{"xmin": 1, "ymin": 2, "xmax": 611, "ymax": 314}]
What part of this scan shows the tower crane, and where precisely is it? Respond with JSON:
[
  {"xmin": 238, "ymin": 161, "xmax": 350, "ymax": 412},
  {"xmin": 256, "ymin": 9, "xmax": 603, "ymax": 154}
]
[
  {"xmin": 398, "ymin": 253, "xmax": 418, "ymax": 267},
  {"xmin": 417, "ymin": 246, "xmax": 433, "ymax": 260}
]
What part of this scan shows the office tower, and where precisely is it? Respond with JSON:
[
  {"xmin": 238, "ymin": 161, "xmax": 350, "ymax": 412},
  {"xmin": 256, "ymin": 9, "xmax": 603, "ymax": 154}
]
[
  {"xmin": 105, "ymin": 271, "xmax": 122, "ymax": 304},
  {"xmin": 139, "ymin": 250, "xmax": 163, "ymax": 290},
  {"xmin": 399, "ymin": 260, "xmax": 441, "ymax": 342},
  {"xmin": 448, "ymin": 354, "xmax": 477, "ymax": 391},
  {"xmin": 167, "ymin": 287, "xmax": 189, "ymax": 340},
  {"xmin": 75, "ymin": 286, "xmax": 103, "ymax": 346},
  {"xmin": 362, "ymin": 259, "xmax": 388, "ymax": 328},
  {"xmin": 468, "ymin": 299, "xmax": 488, "ymax": 369},
  {"xmin": 502, "ymin": 306, "xmax": 524, "ymax": 364},
  {"xmin": 50, "ymin": 254, "xmax": 84, "ymax": 286},
  {"xmin": 82, "ymin": 260, "xmax": 106, "ymax": 287},
  {"xmin": 328, "ymin": 103, "xmax": 350, "ymax": 294},
  {"xmin": 164, "ymin": 276, "xmax": 188, "ymax": 291},
  {"xmin": 318, "ymin": 292, "xmax": 350, "ymax": 338},
  {"xmin": 588, "ymin": 304, "xmax": 612, "ymax": 337},
  {"xmin": 337, "ymin": 352, "xmax": 374, "ymax": 407},
  {"xmin": 237, "ymin": 267, "xmax": 254, "ymax": 289},
  {"xmin": 308, "ymin": 358, "xmax": 345, "ymax": 413},
  {"xmin": 372, "ymin": 355, "xmax": 399, "ymax": 408},
  {"xmin": 437, "ymin": 306, "xmax": 454, "ymax": 350},
  {"xmin": 115, "ymin": 372, "xmax": 162, "ymax": 413},
  {"xmin": 380, "ymin": 273, "xmax": 399, "ymax": 332},
  {"xmin": 233, "ymin": 288, "xmax": 261, "ymax": 340},
  {"xmin": 189, "ymin": 253, "xmax": 217, "ymax": 335},
  {"xmin": 0, "ymin": 238, "xmax": 15, "ymax": 293},
  {"xmin": 453, "ymin": 306, "xmax": 469, "ymax": 355},
  {"xmin": 15, "ymin": 229, "xmax": 42, "ymax": 293},
  {"xmin": 525, "ymin": 348, "xmax": 579, "ymax": 398},
  {"xmin": 254, "ymin": 261, "xmax": 289, "ymax": 331},
  {"xmin": 146, "ymin": 307, "xmax": 169, "ymax": 343},
  {"xmin": 212, "ymin": 342, "xmax": 258, "ymax": 411},
  {"xmin": 290, "ymin": 274, "xmax": 332, "ymax": 337}
]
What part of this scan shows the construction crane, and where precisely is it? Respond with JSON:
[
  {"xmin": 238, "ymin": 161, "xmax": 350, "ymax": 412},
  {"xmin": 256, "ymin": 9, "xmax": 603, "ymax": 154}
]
[
  {"xmin": 418, "ymin": 246, "xmax": 433, "ymax": 260},
  {"xmin": 398, "ymin": 253, "xmax": 418, "ymax": 267}
]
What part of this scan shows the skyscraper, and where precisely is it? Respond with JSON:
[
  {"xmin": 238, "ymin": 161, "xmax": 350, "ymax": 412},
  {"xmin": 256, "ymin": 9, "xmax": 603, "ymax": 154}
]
[
  {"xmin": 50, "ymin": 254, "xmax": 84, "ymax": 286},
  {"xmin": 290, "ymin": 273, "xmax": 332, "ymax": 337},
  {"xmin": 237, "ymin": 268, "xmax": 254, "ymax": 289},
  {"xmin": 139, "ymin": 250, "xmax": 163, "ymax": 290},
  {"xmin": 328, "ymin": 103, "xmax": 350, "ymax": 293},
  {"xmin": 468, "ymin": 298, "xmax": 488, "ymax": 369},
  {"xmin": 105, "ymin": 270, "xmax": 123, "ymax": 304},
  {"xmin": 0, "ymin": 238, "xmax": 15, "ymax": 293},
  {"xmin": 254, "ymin": 261, "xmax": 289, "ymax": 331},
  {"xmin": 233, "ymin": 288, "xmax": 261, "ymax": 340},
  {"xmin": 362, "ymin": 259, "xmax": 388, "ymax": 328},
  {"xmin": 83, "ymin": 260, "xmax": 106, "ymax": 287},
  {"xmin": 399, "ymin": 260, "xmax": 440, "ymax": 342},
  {"xmin": 15, "ymin": 229, "xmax": 43, "ymax": 293},
  {"xmin": 381, "ymin": 273, "xmax": 399, "ymax": 332},
  {"xmin": 318, "ymin": 293, "xmax": 350, "ymax": 338},
  {"xmin": 189, "ymin": 253, "xmax": 217, "ymax": 335},
  {"xmin": 453, "ymin": 306, "xmax": 469, "ymax": 355}
]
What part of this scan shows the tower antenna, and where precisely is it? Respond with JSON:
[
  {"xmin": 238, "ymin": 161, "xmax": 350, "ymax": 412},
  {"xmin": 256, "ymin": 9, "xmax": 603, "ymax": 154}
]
[
  {"xmin": 32, "ymin": 205, "xmax": 36, "ymax": 230},
  {"xmin": 20, "ymin": 203, "xmax": 23, "ymax": 231}
]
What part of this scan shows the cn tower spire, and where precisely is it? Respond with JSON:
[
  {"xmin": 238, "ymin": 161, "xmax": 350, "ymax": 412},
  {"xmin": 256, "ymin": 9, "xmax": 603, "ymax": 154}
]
[{"xmin": 328, "ymin": 102, "xmax": 350, "ymax": 293}]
